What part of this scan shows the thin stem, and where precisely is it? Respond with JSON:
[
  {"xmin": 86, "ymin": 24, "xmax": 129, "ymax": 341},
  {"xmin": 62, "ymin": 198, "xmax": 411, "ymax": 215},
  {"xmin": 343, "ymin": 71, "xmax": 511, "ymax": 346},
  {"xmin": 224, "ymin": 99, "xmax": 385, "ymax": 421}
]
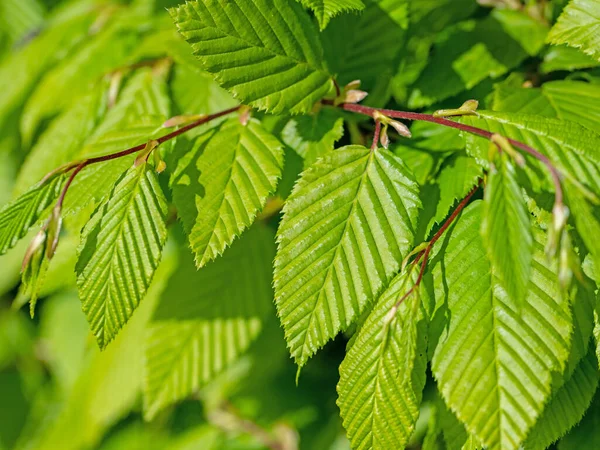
[
  {"xmin": 55, "ymin": 163, "xmax": 86, "ymax": 211},
  {"xmin": 371, "ymin": 120, "xmax": 382, "ymax": 150},
  {"xmin": 393, "ymin": 180, "xmax": 482, "ymax": 310},
  {"xmin": 44, "ymin": 105, "xmax": 241, "ymax": 207},
  {"xmin": 336, "ymin": 102, "xmax": 564, "ymax": 205}
]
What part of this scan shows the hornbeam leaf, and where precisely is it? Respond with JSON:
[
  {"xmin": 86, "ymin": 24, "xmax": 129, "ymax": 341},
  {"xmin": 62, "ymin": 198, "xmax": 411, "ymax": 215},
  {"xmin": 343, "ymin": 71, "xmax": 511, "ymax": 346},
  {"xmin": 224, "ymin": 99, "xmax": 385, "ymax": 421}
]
[
  {"xmin": 0, "ymin": 175, "xmax": 64, "ymax": 256},
  {"xmin": 170, "ymin": 118, "xmax": 284, "ymax": 268},
  {"xmin": 274, "ymin": 145, "xmax": 421, "ymax": 366},
  {"xmin": 76, "ymin": 164, "xmax": 168, "ymax": 349},
  {"xmin": 482, "ymin": 152, "xmax": 533, "ymax": 305},
  {"xmin": 281, "ymin": 108, "xmax": 345, "ymax": 168},
  {"xmin": 432, "ymin": 201, "xmax": 573, "ymax": 450},
  {"xmin": 548, "ymin": 0, "xmax": 600, "ymax": 62},
  {"xmin": 461, "ymin": 111, "xmax": 600, "ymax": 193},
  {"xmin": 564, "ymin": 179, "xmax": 600, "ymax": 285},
  {"xmin": 523, "ymin": 298, "xmax": 597, "ymax": 450},
  {"xmin": 298, "ymin": 0, "xmax": 365, "ymax": 30},
  {"xmin": 337, "ymin": 267, "xmax": 428, "ymax": 450},
  {"xmin": 492, "ymin": 79, "xmax": 600, "ymax": 135},
  {"xmin": 428, "ymin": 155, "xmax": 482, "ymax": 235},
  {"xmin": 144, "ymin": 225, "xmax": 275, "ymax": 419},
  {"xmin": 170, "ymin": 0, "xmax": 333, "ymax": 115}
]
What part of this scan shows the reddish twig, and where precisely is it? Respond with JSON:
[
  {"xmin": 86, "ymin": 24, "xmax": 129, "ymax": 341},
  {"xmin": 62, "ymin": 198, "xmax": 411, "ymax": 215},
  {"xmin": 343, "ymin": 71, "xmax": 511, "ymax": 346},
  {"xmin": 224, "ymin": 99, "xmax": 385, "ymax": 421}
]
[
  {"xmin": 393, "ymin": 180, "xmax": 482, "ymax": 310},
  {"xmin": 371, "ymin": 120, "xmax": 382, "ymax": 150},
  {"xmin": 331, "ymin": 101, "xmax": 563, "ymax": 205},
  {"xmin": 45, "ymin": 106, "xmax": 241, "ymax": 209}
]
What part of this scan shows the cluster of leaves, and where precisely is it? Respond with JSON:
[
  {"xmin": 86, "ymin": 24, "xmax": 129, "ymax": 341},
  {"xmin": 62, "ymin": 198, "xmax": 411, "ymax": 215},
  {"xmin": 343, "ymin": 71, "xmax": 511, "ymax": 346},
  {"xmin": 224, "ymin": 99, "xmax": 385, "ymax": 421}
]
[{"xmin": 1, "ymin": 0, "xmax": 600, "ymax": 449}]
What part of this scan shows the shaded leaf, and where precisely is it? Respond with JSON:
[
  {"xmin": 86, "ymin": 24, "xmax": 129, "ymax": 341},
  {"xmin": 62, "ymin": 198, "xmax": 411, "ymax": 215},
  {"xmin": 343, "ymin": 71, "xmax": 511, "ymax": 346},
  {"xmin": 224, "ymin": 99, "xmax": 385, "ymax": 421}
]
[
  {"xmin": 281, "ymin": 108, "xmax": 345, "ymax": 168},
  {"xmin": 144, "ymin": 225, "xmax": 275, "ymax": 419}
]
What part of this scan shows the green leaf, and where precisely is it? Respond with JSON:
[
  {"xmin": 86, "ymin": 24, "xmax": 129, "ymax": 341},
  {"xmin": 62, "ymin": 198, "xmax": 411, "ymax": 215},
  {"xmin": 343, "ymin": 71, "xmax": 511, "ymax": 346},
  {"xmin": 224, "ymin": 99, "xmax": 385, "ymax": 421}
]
[
  {"xmin": 557, "ymin": 392, "xmax": 600, "ymax": 449},
  {"xmin": 548, "ymin": 0, "xmax": 600, "ymax": 62},
  {"xmin": 541, "ymin": 45, "xmax": 600, "ymax": 73},
  {"xmin": 281, "ymin": 108, "xmax": 345, "ymax": 168},
  {"xmin": 428, "ymin": 155, "xmax": 482, "ymax": 235},
  {"xmin": 144, "ymin": 225, "xmax": 275, "ymax": 419},
  {"xmin": 170, "ymin": 0, "xmax": 333, "ymax": 115},
  {"xmin": 28, "ymin": 256, "xmax": 175, "ymax": 450},
  {"xmin": 337, "ymin": 267, "xmax": 428, "ymax": 450},
  {"xmin": 482, "ymin": 152, "xmax": 533, "ymax": 304},
  {"xmin": 432, "ymin": 202, "xmax": 573, "ymax": 450},
  {"xmin": 0, "ymin": 0, "xmax": 44, "ymax": 44},
  {"xmin": 298, "ymin": 0, "xmax": 364, "ymax": 30},
  {"xmin": 274, "ymin": 145, "xmax": 421, "ymax": 366},
  {"xmin": 20, "ymin": 19, "xmax": 142, "ymax": 145},
  {"xmin": 523, "ymin": 339, "xmax": 598, "ymax": 449},
  {"xmin": 63, "ymin": 70, "xmax": 171, "ymax": 217},
  {"xmin": 15, "ymin": 85, "xmax": 107, "ymax": 196},
  {"xmin": 564, "ymin": 179, "xmax": 600, "ymax": 285},
  {"xmin": 408, "ymin": 10, "xmax": 547, "ymax": 108},
  {"xmin": 0, "ymin": 4, "xmax": 96, "ymax": 127},
  {"xmin": 492, "ymin": 78, "xmax": 600, "ymax": 135},
  {"xmin": 0, "ymin": 175, "xmax": 63, "ymax": 256},
  {"xmin": 171, "ymin": 118, "xmax": 284, "ymax": 268},
  {"xmin": 460, "ymin": 111, "xmax": 600, "ymax": 193},
  {"xmin": 76, "ymin": 164, "xmax": 168, "ymax": 349},
  {"xmin": 170, "ymin": 63, "xmax": 237, "ymax": 116},
  {"xmin": 322, "ymin": 0, "xmax": 408, "ymax": 99}
]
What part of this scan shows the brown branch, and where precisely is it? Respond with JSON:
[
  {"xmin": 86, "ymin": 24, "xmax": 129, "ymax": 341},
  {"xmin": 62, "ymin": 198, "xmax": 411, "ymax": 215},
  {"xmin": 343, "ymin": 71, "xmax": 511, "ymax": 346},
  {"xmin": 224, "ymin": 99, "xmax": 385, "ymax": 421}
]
[
  {"xmin": 330, "ymin": 101, "xmax": 564, "ymax": 205},
  {"xmin": 393, "ymin": 180, "xmax": 482, "ymax": 310},
  {"xmin": 45, "ymin": 106, "xmax": 241, "ymax": 211}
]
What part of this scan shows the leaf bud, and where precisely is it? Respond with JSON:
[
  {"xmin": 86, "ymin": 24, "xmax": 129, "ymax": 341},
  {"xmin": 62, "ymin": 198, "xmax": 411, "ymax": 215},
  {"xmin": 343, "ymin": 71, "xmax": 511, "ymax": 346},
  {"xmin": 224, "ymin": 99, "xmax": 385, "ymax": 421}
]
[
  {"xmin": 389, "ymin": 120, "xmax": 412, "ymax": 138},
  {"xmin": 344, "ymin": 90, "xmax": 368, "ymax": 104}
]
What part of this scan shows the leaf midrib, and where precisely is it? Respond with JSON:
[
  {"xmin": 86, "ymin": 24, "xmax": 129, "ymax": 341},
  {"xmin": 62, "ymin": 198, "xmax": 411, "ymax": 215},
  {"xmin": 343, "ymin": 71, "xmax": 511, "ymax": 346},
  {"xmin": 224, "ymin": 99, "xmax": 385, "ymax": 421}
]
[
  {"xmin": 297, "ymin": 150, "xmax": 374, "ymax": 363},
  {"xmin": 88, "ymin": 168, "xmax": 146, "ymax": 346}
]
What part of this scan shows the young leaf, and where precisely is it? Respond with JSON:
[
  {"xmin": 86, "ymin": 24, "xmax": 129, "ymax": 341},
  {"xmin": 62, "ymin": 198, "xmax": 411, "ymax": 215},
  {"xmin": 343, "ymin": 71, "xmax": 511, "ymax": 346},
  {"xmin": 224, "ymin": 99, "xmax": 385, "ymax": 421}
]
[
  {"xmin": 274, "ymin": 145, "xmax": 421, "ymax": 366},
  {"xmin": 298, "ymin": 0, "xmax": 365, "ymax": 30},
  {"xmin": 144, "ymin": 225, "xmax": 275, "ymax": 419},
  {"xmin": 76, "ymin": 164, "xmax": 168, "ymax": 349},
  {"xmin": 432, "ymin": 202, "xmax": 573, "ymax": 450},
  {"xmin": 170, "ymin": 0, "xmax": 333, "ymax": 115},
  {"xmin": 548, "ymin": 0, "xmax": 600, "ymax": 62},
  {"xmin": 170, "ymin": 118, "xmax": 284, "ymax": 268},
  {"xmin": 0, "ymin": 175, "xmax": 63, "ymax": 256},
  {"xmin": 281, "ymin": 108, "xmax": 345, "ymax": 168},
  {"xmin": 482, "ymin": 152, "xmax": 533, "ymax": 305},
  {"xmin": 337, "ymin": 268, "xmax": 428, "ymax": 450}
]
